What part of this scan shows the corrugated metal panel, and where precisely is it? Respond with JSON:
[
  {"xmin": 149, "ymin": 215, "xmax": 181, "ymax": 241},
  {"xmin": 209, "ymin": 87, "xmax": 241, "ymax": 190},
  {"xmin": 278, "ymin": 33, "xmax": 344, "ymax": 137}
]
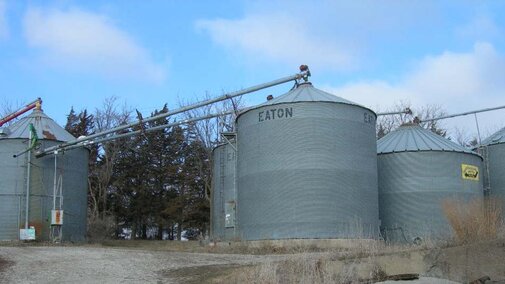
[
  {"xmin": 237, "ymin": 83, "xmax": 373, "ymax": 119},
  {"xmin": 4, "ymin": 110, "xmax": 75, "ymax": 142},
  {"xmin": 237, "ymin": 84, "xmax": 379, "ymax": 241},
  {"xmin": 479, "ymin": 140, "xmax": 505, "ymax": 221},
  {"xmin": 0, "ymin": 196, "xmax": 21, "ymax": 240},
  {"xmin": 0, "ymin": 133, "xmax": 89, "ymax": 241},
  {"xmin": 211, "ymin": 140, "xmax": 237, "ymax": 241},
  {"xmin": 378, "ymin": 126, "xmax": 484, "ymax": 243},
  {"xmin": 0, "ymin": 140, "xmax": 27, "ymax": 240},
  {"xmin": 211, "ymin": 144, "xmax": 224, "ymax": 241},
  {"xmin": 378, "ymin": 124, "xmax": 476, "ymax": 155},
  {"xmin": 222, "ymin": 141, "xmax": 237, "ymax": 241},
  {"xmin": 481, "ymin": 127, "xmax": 505, "ymax": 146}
]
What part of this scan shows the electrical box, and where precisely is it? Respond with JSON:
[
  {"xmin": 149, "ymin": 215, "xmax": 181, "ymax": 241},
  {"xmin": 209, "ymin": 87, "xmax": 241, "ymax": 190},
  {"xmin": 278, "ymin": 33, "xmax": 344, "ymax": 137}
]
[
  {"xmin": 224, "ymin": 202, "xmax": 235, "ymax": 228},
  {"xmin": 20, "ymin": 227, "xmax": 36, "ymax": 240},
  {"xmin": 51, "ymin": 210, "xmax": 64, "ymax": 225}
]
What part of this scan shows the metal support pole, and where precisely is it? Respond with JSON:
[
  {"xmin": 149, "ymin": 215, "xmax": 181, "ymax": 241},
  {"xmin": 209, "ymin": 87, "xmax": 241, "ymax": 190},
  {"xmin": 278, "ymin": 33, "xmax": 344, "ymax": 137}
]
[
  {"xmin": 474, "ymin": 113, "xmax": 482, "ymax": 145},
  {"xmin": 53, "ymin": 151, "xmax": 58, "ymax": 210},
  {"xmin": 24, "ymin": 131, "xmax": 32, "ymax": 229}
]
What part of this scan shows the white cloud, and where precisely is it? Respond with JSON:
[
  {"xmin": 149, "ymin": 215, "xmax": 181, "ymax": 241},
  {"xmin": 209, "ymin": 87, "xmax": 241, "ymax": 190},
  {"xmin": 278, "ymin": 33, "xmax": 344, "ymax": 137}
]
[
  {"xmin": 196, "ymin": 13, "xmax": 358, "ymax": 71},
  {"xmin": 23, "ymin": 7, "xmax": 166, "ymax": 82},
  {"xmin": 323, "ymin": 42, "xmax": 505, "ymax": 132},
  {"xmin": 325, "ymin": 42, "xmax": 504, "ymax": 108},
  {"xmin": 0, "ymin": 0, "xmax": 8, "ymax": 39},
  {"xmin": 456, "ymin": 15, "xmax": 502, "ymax": 41},
  {"xmin": 195, "ymin": 1, "xmax": 436, "ymax": 71}
]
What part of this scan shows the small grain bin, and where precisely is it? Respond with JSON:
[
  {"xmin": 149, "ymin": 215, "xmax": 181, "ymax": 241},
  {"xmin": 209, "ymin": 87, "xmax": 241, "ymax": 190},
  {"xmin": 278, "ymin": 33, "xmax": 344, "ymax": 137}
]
[
  {"xmin": 377, "ymin": 123, "xmax": 484, "ymax": 243},
  {"xmin": 236, "ymin": 82, "xmax": 379, "ymax": 241},
  {"xmin": 211, "ymin": 135, "xmax": 237, "ymax": 241},
  {"xmin": 0, "ymin": 109, "xmax": 89, "ymax": 241},
  {"xmin": 479, "ymin": 127, "xmax": 505, "ymax": 219}
]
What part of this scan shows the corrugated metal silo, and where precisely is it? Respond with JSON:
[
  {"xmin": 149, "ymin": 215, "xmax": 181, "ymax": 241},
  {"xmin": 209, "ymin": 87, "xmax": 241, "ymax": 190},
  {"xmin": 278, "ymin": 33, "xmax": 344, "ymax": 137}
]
[
  {"xmin": 211, "ymin": 136, "xmax": 237, "ymax": 241},
  {"xmin": 377, "ymin": 123, "xmax": 484, "ymax": 242},
  {"xmin": 480, "ymin": 127, "xmax": 505, "ymax": 219},
  {"xmin": 236, "ymin": 82, "xmax": 379, "ymax": 241},
  {"xmin": 0, "ymin": 109, "xmax": 89, "ymax": 241}
]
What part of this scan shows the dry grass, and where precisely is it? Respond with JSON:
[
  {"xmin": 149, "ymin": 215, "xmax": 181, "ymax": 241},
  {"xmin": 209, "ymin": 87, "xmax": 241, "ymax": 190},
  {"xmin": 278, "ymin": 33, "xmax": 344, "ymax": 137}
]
[
  {"xmin": 230, "ymin": 240, "xmax": 421, "ymax": 284},
  {"xmin": 442, "ymin": 198, "xmax": 503, "ymax": 244},
  {"xmin": 235, "ymin": 254, "xmax": 354, "ymax": 284},
  {"xmin": 231, "ymin": 251, "xmax": 403, "ymax": 284}
]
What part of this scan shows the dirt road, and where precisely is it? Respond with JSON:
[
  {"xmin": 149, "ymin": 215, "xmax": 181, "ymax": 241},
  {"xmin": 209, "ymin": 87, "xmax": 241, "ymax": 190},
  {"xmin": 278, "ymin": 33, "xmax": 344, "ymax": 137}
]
[{"xmin": 0, "ymin": 246, "xmax": 281, "ymax": 284}]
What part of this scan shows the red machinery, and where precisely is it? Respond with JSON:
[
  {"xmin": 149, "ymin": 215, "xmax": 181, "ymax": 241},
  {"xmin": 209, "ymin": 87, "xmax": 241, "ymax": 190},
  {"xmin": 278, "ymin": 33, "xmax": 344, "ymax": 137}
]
[{"xmin": 0, "ymin": 98, "xmax": 42, "ymax": 127}]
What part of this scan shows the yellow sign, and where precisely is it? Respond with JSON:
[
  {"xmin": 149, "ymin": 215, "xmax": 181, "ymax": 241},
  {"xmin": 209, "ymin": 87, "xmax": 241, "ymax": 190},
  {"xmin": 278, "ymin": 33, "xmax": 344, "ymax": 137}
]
[{"xmin": 461, "ymin": 164, "xmax": 479, "ymax": 181}]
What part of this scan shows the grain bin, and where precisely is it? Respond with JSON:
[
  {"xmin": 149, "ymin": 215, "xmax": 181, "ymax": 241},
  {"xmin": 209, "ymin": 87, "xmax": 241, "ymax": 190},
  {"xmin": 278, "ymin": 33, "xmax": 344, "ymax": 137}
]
[
  {"xmin": 479, "ymin": 127, "xmax": 505, "ymax": 219},
  {"xmin": 236, "ymin": 82, "xmax": 379, "ymax": 241},
  {"xmin": 0, "ymin": 109, "xmax": 89, "ymax": 241},
  {"xmin": 211, "ymin": 135, "xmax": 237, "ymax": 241},
  {"xmin": 377, "ymin": 123, "xmax": 484, "ymax": 243}
]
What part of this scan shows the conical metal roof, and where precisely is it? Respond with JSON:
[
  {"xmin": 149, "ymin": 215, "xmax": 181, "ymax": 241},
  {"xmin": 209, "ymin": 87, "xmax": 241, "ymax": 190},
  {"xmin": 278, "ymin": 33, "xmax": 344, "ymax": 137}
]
[
  {"xmin": 481, "ymin": 127, "xmax": 505, "ymax": 146},
  {"xmin": 260, "ymin": 82, "xmax": 358, "ymax": 106},
  {"xmin": 377, "ymin": 123, "xmax": 478, "ymax": 156},
  {"xmin": 238, "ymin": 82, "xmax": 373, "ymax": 119},
  {"xmin": 3, "ymin": 109, "xmax": 75, "ymax": 142}
]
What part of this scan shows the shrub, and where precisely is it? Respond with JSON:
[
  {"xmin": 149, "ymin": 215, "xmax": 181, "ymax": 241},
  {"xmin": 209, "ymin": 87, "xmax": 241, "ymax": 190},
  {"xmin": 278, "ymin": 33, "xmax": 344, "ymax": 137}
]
[
  {"xmin": 442, "ymin": 198, "xmax": 502, "ymax": 244},
  {"xmin": 87, "ymin": 215, "xmax": 116, "ymax": 242}
]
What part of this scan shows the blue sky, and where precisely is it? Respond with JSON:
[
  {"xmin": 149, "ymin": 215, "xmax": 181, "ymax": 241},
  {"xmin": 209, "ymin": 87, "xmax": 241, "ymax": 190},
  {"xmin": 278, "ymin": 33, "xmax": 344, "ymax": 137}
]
[{"xmin": 1, "ymin": 0, "xmax": 504, "ymax": 141}]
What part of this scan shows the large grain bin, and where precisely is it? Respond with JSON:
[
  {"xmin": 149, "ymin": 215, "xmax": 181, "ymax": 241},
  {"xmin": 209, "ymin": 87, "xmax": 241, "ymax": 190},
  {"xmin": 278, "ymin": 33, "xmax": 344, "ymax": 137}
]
[
  {"xmin": 236, "ymin": 82, "xmax": 379, "ymax": 241},
  {"xmin": 211, "ymin": 136, "xmax": 237, "ymax": 241},
  {"xmin": 377, "ymin": 123, "xmax": 484, "ymax": 243},
  {"xmin": 0, "ymin": 109, "xmax": 89, "ymax": 241},
  {"xmin": 479, "ymin": 127, "xmax": 505, "ymax": 219}
]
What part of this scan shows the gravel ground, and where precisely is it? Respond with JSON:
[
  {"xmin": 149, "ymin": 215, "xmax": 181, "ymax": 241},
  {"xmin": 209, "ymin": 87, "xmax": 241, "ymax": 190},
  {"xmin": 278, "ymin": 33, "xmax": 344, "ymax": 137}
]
[{"xmin": 0, "ymin": 246, "xmax": 283, "ymax": 284}]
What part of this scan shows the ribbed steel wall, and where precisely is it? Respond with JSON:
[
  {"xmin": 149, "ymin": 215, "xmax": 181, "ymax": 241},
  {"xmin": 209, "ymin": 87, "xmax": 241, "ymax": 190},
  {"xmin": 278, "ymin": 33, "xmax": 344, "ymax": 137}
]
[
  {"xmin": 237, "ymin": 102, "xmax": 379, "ymax": 240},
  {"xmin": 0, "ymin": 140, "xmax": 25, "ymax": 240},
  {"xmin": 211, "ymin": 141, "xmax": 237, "ymax": 241},
  {"xmin": 483, "ymin": 143, "xmax": 505, "ymax": 219},
  {"xmin": 0, "ymin": 139, "xmax": 89, "ymax": 241},
  {"xmin": 378, "ymin": 151, "xmax": 483, "ymax": 242},
  {"xmin": 211, "ymin": 144, "xmax": 224, "ymax": 240}
]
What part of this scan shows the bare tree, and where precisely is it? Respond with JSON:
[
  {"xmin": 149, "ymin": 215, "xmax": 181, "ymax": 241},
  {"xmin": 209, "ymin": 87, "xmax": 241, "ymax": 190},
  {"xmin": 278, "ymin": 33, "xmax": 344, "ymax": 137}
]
[
  {"xmin": 416, "ymin": 104, "xmax": 448, "ymax": 137},
  {"xmin": 0, "ymin": 99, "xmax": 24, "ymax": 126},
  {"xmin": 179, "ymin": 92, "xmax": 243, "ymax": 147},
  {"xmin": 453, "ymin": 126, "xmax": 478, "ymax": 148},
  {"xmin": 376, "ymin": 101, "xmax": 448, "ymax": 139},
  {"xmin": 88, "ymin": 97, "xmax": 131, "ymax": 220},
  {"xmin": 178, "ymin": 93, "xmax": 244, "ymax": 201}
]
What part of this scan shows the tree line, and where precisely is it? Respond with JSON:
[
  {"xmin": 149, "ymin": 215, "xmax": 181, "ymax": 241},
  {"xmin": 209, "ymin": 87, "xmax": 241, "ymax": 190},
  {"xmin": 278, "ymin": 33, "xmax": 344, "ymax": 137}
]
[{"xmin": 64, "ymin": 97, "xmax": 235, "ymax": 240}]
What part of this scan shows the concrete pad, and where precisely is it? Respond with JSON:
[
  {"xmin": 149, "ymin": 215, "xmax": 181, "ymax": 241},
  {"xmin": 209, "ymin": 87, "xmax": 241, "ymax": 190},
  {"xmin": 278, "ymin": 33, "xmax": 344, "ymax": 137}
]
[{"xmin": 377, "ymin": 277, "xmax": 460, "ymax": 283}]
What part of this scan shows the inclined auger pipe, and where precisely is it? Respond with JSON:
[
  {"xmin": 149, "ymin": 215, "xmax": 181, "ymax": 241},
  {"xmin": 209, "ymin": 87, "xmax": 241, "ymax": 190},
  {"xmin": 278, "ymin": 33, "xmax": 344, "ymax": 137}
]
[
  {"xmin": 52, "ymin": 110, "xmax": 236, "ymax": 155},
  {"xmin": 36, "ymin": 68, "xmax": 310, "ymax": 158}
]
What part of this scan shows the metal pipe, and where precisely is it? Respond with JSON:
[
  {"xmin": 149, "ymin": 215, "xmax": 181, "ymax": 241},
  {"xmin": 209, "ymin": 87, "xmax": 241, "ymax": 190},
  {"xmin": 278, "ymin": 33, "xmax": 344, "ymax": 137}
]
[
  {"xmin": 420, "ymin": 105, "xmax": 505, "ymax": 123},
  {"xmin": 55, "ymin": 110, "xmax": 236, "ymax": 154},
  {"xmin": 59, "ymin": 175, "xmax": 63, "ymax": 209},
  {"xmin": 474, "ymin": 113, "xmax": 482, "ymax": 145},
  {"xmin": 0, "ymin": 98, "xmax": 42, "ymax": 127},
  {"xmin": 37, "ymin": 71, "xmax": 309, "ymax": 157},
  {"xmin": 53, "ymin": 151, "xmax": 58, "ymax": 210},
  {"xmin": 376, "ymin": 108, "xmax": 412, "ymax": 116},
  {"xmin": 24, "ymin": 131, "xmax": 32, "ymax": 229}
]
